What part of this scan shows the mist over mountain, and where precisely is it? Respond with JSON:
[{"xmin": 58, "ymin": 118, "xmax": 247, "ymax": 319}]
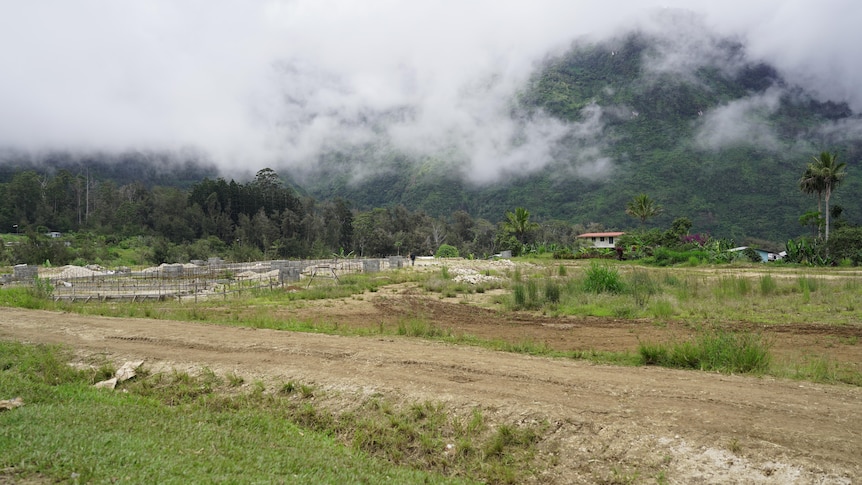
[
  {"xmin": 298, "ymin": 16, "xmax": 862, "ymax": 241},
  {"xmin": 0, "ymin": 150, "xmax": 217, "ymax": 189},
  {"xmin": 1, "ymin": 3, "xmax": 860, "ymax": 241}
]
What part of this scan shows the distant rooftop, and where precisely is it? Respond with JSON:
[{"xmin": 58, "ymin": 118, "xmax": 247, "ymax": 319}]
[{"xmin": 577, "ymin": 232, "xmax": 625, "ymax": 238}]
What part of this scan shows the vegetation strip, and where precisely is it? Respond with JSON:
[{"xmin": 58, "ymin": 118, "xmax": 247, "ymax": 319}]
[
  {"xmin": 1, "ymin": 260, "xmax": 860, "ymax": 385},
  {"xmin": 0, "ymin": 342, "xmax": 552, "ymax": 484}
]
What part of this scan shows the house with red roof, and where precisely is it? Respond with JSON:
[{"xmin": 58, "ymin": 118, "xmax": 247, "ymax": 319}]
[{"xmin": 576, "ymin": 232, "xmax": 624, "ymax": 249}]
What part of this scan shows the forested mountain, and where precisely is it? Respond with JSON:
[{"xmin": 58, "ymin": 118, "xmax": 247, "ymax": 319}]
[
  {"xmin": 299, "ymin": 30, "xmax": 862, "ymax": 242},
  {"xmin": 1, "ymin": 26, "xmax": 860, "ymax": 252},
  {"xmin": 0, "ymin": 151, "xmax": 217, "ymax": 188}
]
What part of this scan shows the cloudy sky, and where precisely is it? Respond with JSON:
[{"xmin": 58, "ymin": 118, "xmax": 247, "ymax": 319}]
[{"xmin": 0, "ymin": 1, "xmax": 858, "ymax": 181}]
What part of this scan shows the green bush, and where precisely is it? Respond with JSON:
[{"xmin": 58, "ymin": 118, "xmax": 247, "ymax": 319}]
[
  {"xmin": 435, "ymin": 244, "xmax": 460, "ymax": 258},
  {"xmin": 582, "ymin": 262, "xmax": 624, "ymax": 294},
  {"xmin": 826, "ymin": 227, "xmax": 862, "ymax": 265},
  {"xmin": 544, "ymin": 280, "xmax": 561, "ymax": 304},
  {"xmin": 650, "ymin": 247, "xmax": 710, "ymax": 266}
]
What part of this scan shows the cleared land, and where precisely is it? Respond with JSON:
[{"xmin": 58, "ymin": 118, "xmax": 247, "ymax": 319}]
[{"xmin": 2, "ymin": 261, "xmax": 861, "ymax": 484}]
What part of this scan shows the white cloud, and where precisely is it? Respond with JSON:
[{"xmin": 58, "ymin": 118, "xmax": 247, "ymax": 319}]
[
  {"xmin": 695, "ymin": 88, "xmax": 784, "ymax": 150},
  {"xmin": 0, "ymin": 0, "xmax": 859, "ymax": 180}
]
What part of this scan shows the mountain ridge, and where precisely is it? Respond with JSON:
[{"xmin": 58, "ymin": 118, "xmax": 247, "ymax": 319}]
[{"xmin": 298, "ymin": 29, "xmax": 861, "ymax": 241}]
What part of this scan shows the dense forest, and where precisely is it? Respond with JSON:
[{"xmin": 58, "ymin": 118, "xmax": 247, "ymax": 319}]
[
  {"xmin": 2, "ymin": 157, "xmax": 860, "ymax": 268},
  {"xmin": 0, "ymin": 164, "xmax": 593, "ymax": 266}
]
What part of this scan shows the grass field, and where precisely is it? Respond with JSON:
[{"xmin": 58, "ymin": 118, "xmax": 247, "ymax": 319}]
[{"xmin": 1, "ymin": 259, "xmax": 860, "ymax": 482}]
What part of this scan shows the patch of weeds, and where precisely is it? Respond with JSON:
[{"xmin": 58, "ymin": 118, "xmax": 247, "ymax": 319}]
[
  {"xmin": 628, "ymin": 269, "xmax": 657, "ymax": 307},
  {"xmin": 279, "ymin": 381, "xmax": 296, "ymax": 395},
  {"xmin": 512, "ymin": 283, "xmax": 527, "ymax": 309},
  {"xmin": 396, "ymin": 318, "xmax": 449, "ymax": 338},
  {"xmin": 727, "ymin": 438, "xmax": 741, "ymax": 454},
  {"xmin": 606, "ymin": 466, "xmax": 640, "ymax": 485},
  {"xmin": 776, "ymin": 355, "xmax": 862, "ymax": 386},
  {"xmin": 226, "ymin": 372, "xmax": 244, "ymax": 387},
  {"xmin": 544, "ymin": 279, "xmax": 561, "ymax": 304},
  {"xmin": 637, "ymin": 341, "xmax": 668, "ymax": 366},
  {"xmin": 583, "ymin": 261, "xmax": 624, "ymax": 294},
  {"xmin": 483, "ymin": 423, "xmax": 542, "ymax": 459},
  {"xmin": 639, "ymin": 328, "xmax": 771, "ymax": 374},
  {"xmin": 613, "ymin": 305, "xmax": 636, "ymax": 318},
  {"xmin": 299, "ymin": 384, "xmax": 315, "ymax": 398},
  {"xmin": 511, "ymin": 267, "xmax": 522, "ymax": 282},
  {"xmin": 510, "ymin": 279, "xmax": 543, "ymax": 311},
  {"xmin": 648, "ymin": 299, "xmax": 675, "ymax": 318},
  {"xmin": 715, "ymin": 276, "xmax": 751, "ymax": 299},
  {"xmin": 797, "ymin": 276, "xmax": 819, "ymax": 293},
  {"xmin": 526, "ymin": 279, "xmax": 539, "ymax": 305},
  {"xmin": 498, "ymin": 339, "xmax": 551, "ymax": 355},
  {"xmin": 759, "ymin": 274, "xmax": 778, "ymax": 295}
]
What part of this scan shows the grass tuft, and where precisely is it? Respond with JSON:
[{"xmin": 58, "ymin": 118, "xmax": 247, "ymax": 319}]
[
  {"xmin": 639, "ymin": 328, "xmax": 771, "ymax": 374},
  {"xmin": 583, "ymin": 262, "xmax": 624, "ymax": 294}
]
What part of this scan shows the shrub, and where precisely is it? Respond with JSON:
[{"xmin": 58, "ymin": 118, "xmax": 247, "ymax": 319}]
[
  {"xmin": 544, "ymin": 280, "xmax": 561, "ymax": 304},
  {"xmin": 583, "ymin": 262, "xmax": 624, "ymax": 294},
  {"xmin": 28, "ymin": 276, "xmax": 54, "ymax": 299},
  {"xmin": 627, "ymin": 269, "xmax": 657, "ymax": 306},
  {"xmin": 512, "ymin": 283, "xmax": 527, "ymax": 309},
  {"xmin": 552, "ymin": 248, "xmax": 575, "ymax": 259},
  {"xmin": 435, "ymin": 244, "xmax": 460, "ymax": 258},
  {"xmin": 826, "ymin": 227, "xmax": 862, "ymax": 265}
]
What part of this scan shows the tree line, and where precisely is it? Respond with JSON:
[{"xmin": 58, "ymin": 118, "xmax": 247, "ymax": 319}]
[
  {"xmin": 0, "ymin": 167, "xmax": 587, "ymax": 266},
  {"xmin": 3, "ymin": 151, "xmax": 857, "ymax": 267}
]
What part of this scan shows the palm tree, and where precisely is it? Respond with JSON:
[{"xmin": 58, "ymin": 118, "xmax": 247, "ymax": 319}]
[
  {"xmin": 625, "ymin": 194, "xmax": 662, "ymax": 226},
  {"xmin": 798, "ymin": 164, "xmax": 825, "ymax": 237},
  {"xmin": 503, "ymin": 207, "xmax": 539, "ymax": 243},
  {"xmin": 802, "ymin": 152, "xmax": 847, "ymax": 241}
]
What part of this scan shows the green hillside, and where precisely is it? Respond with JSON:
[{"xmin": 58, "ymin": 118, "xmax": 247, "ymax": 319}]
[{"xmin": 303, "ymin": 32, "xmax": 862, "ymax": 242}]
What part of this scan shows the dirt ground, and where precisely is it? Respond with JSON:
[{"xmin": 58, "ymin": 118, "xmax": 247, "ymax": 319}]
[{"xmin": 2, "ymin": 264, "xmax": 862, "ymax": 483}]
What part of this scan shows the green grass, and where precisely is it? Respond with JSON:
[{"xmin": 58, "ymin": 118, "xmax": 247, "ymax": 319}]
[
  {"xmin": 638, "ymin": 328, "xmax": 771, "ymax": 374},
  {"xmin": 3, "ymin": 262, "xmax": 861, "ymax": 384},
  {"xmin": 396, "ymin": 318, "xmax": 452, "ymax": 338},
  {"xmin": 0, "ymin": 341, "xmax": 555, "ymax": 484},
  {"xmin": 582, "ymin": 261, "xmax": 625, "ymax": 294},
  {"xmin": 771, "ymin": 354, "xmax": 862, "ymax": 386}
]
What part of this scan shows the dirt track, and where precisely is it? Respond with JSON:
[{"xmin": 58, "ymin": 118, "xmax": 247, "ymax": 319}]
[{"xmin": 1, "ymin": 303, "xmax": 860, "ymax": 484}]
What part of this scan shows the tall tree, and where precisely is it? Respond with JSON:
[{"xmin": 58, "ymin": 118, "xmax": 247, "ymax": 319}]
[
  {"xmin": 625, "ymin": 194, "xmax": 663, "ymax": 226},
  {"xmin": 802, "ymin": 152, "xmax": 847, "ymax": 241},
  {"xmin": 502, "ymin": 207, "xmax": 539, "ymax": 244},
  {"xmin": 798, "ymin": 164, "xmax": 825, "ymax": 237}
]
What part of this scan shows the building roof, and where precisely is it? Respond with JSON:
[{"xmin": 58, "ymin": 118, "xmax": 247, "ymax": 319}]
[{"xmin": 576, "ymin": 232, "xmax": 625, "ymax": 238}]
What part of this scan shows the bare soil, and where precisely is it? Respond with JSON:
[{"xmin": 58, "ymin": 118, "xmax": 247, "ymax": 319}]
[{"xmin": 2, "ymin": 275, "xmax": 861, "ymax": 483}]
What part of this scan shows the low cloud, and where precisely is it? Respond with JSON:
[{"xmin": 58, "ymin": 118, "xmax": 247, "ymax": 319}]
[
  {"xmin": 695, "ymin": 88, "xmax": 783, "ymax": 150},
  {"xmin": 0, "ymin": 1, "xmax": 860, "ymax": 182}
]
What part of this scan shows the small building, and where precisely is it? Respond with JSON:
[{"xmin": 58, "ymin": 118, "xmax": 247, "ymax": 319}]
[
  {"xmin": 577, "ymin": 232, "xmax": 624, "ymax": 249},
  {"xmin": 729, "ymin": 247, "xmax": 783, "ymax": 262}
]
